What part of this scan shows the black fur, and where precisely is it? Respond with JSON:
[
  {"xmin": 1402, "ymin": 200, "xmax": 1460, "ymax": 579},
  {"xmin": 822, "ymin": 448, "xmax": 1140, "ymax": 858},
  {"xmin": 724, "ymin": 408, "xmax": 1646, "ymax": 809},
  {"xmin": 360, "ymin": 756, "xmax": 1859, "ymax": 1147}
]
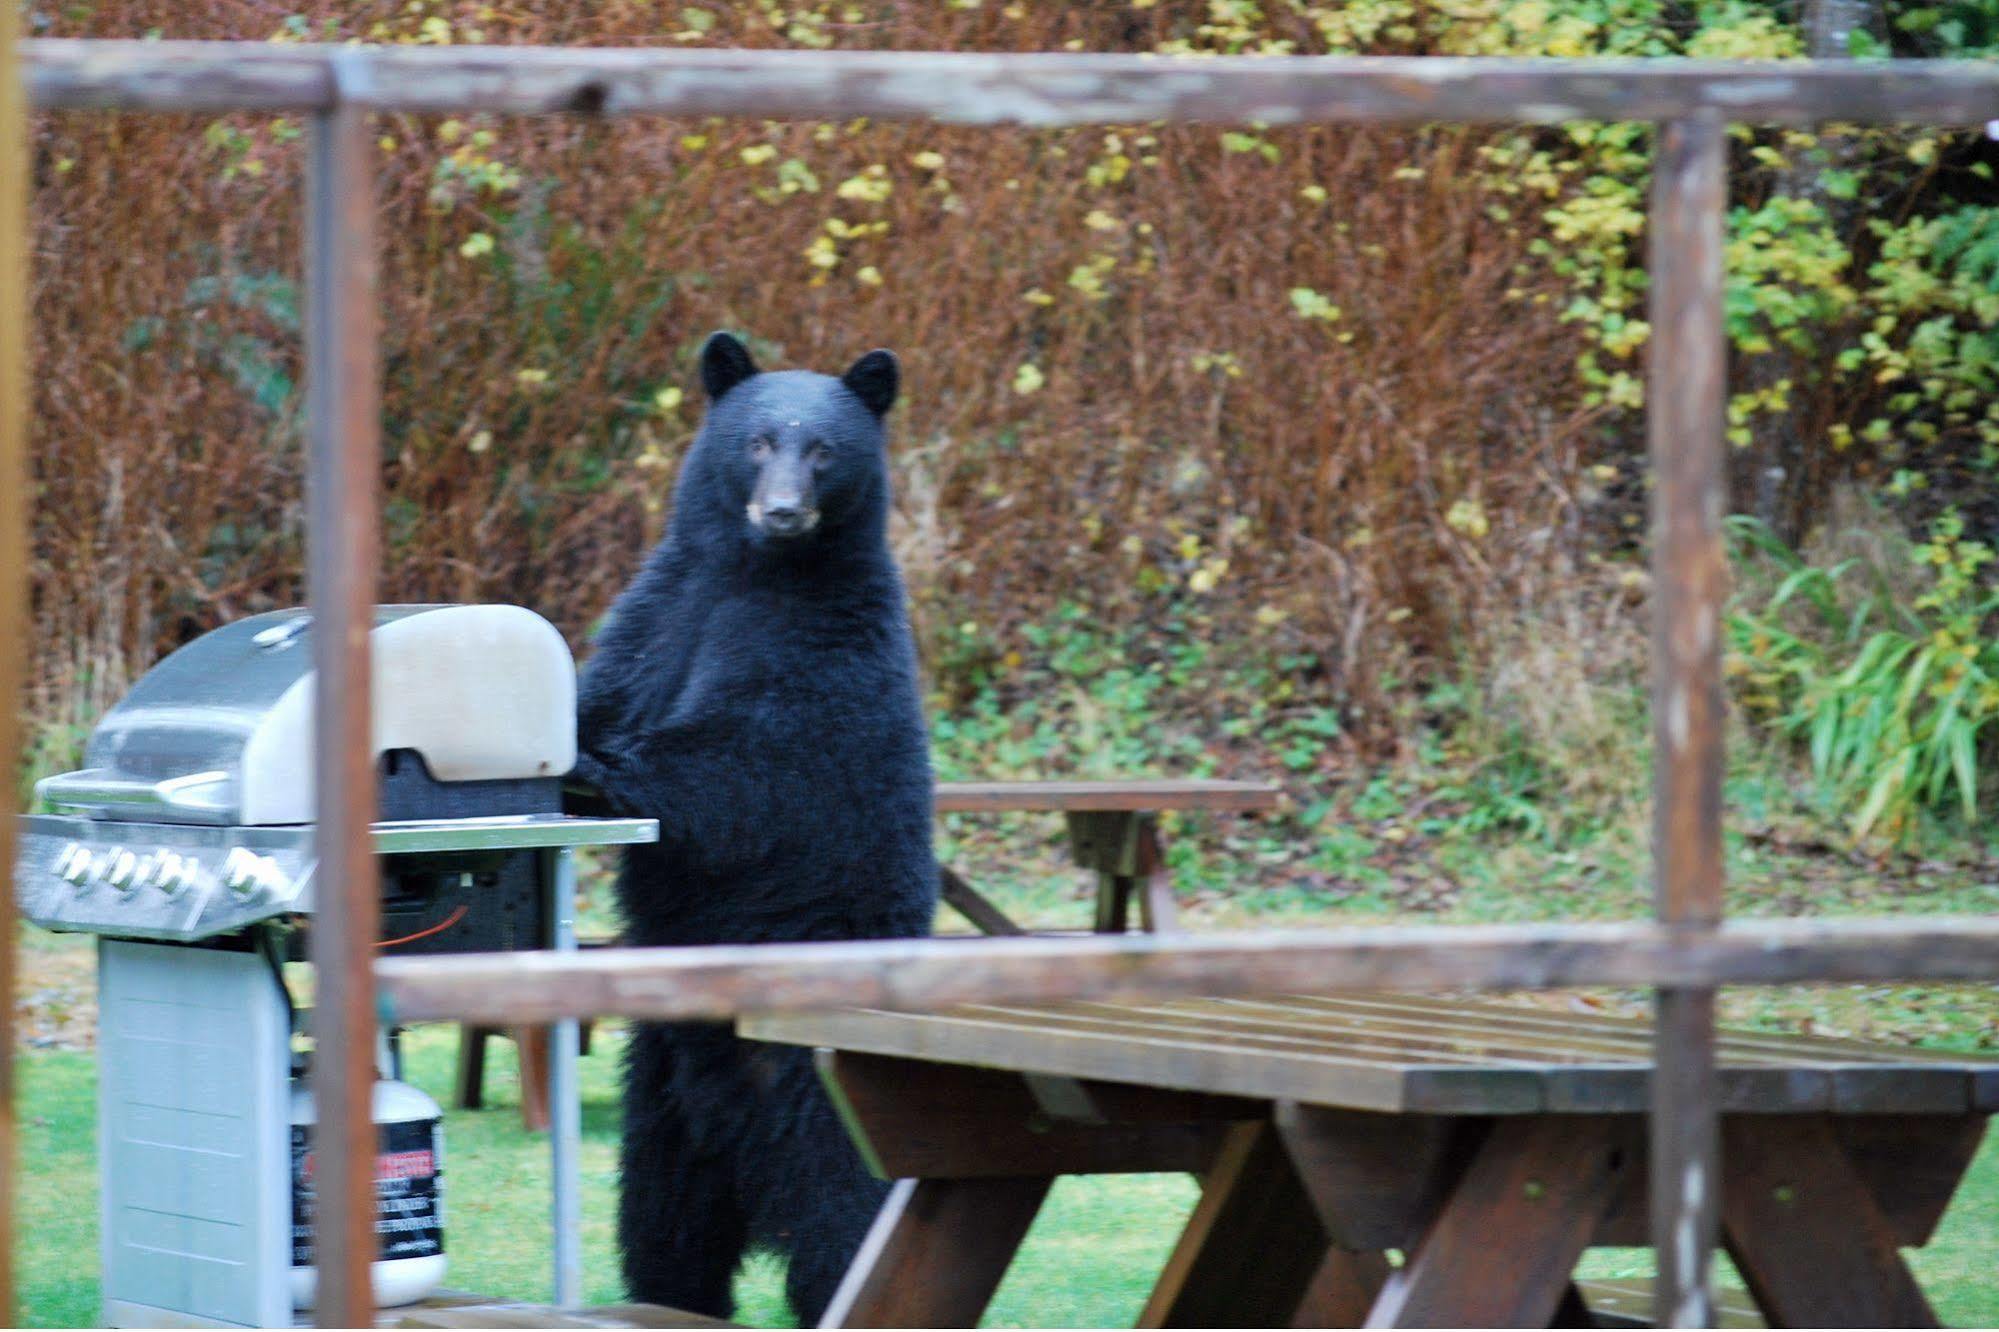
[{"xmin": 574, "ymin": 333, "xmax": 936, "ymax": 1324}]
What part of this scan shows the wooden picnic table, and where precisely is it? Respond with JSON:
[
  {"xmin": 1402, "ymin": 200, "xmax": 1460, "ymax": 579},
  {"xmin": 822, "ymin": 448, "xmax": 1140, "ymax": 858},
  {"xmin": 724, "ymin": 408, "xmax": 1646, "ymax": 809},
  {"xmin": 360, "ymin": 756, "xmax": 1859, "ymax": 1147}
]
[
  {"xmin": 741, "ymin": 993, "xmax": 1998, "ymax": 1329},
  {"xmin": 933, "ymin": 779, "xmax": 1279, "ymax": 936}
]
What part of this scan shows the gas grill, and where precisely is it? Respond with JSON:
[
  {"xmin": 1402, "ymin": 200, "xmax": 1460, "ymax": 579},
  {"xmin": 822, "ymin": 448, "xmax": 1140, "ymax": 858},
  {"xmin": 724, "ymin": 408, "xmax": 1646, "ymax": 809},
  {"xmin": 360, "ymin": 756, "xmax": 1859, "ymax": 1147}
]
[{"xmin": 14, "ymin": 604, "xmax": 655, "ymax": 1328}]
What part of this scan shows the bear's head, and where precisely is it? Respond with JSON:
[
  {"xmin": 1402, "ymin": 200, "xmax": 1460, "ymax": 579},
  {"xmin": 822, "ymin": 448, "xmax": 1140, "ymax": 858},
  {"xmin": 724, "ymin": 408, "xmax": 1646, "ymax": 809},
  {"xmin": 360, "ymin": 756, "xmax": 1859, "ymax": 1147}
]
[{"xmin": 673, "ymin": 331, "xmax": 899, "ymax": 554}]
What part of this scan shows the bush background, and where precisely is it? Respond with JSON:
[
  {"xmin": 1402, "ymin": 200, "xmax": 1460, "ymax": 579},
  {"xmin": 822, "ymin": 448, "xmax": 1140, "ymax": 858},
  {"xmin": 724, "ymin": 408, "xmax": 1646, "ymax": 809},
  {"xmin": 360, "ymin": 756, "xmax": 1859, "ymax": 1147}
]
[{"xmin": 20, "ymin": 0, "xmax": 1999, "ymax": 845}]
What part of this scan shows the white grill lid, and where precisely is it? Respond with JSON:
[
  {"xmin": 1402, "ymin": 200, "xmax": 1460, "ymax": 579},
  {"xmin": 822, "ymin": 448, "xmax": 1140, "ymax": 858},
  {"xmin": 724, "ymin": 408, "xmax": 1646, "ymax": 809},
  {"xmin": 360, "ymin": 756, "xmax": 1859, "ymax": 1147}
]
[{"xmin": 41, "ymin": 604, "xmax": 577, "ymax": 825}]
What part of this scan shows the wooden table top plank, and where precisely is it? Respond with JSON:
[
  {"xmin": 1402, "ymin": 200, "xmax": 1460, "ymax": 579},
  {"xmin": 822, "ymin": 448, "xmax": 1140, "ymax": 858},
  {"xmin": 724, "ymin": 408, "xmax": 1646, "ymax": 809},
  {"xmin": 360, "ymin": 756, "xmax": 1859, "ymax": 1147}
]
[
  {"xmin": 1160, "ymin": 997, "xmax": 1748, "ymax": 1064},
  {"xmin": 747, "ymin": 1004, "xmax": 1762, "ymax": 1115},
  {"xmin": 1110, "ymin": 998, "xmax": 1722, "ymax": 1072},
  {"xmin": 1334, "ymin": 996, "xmax": 1988, "ymax": 1113},
  {"xmin": 955, "ymin": 1003, "xmax": 1560, "ymax": 1082},
  {"xmin": 1041, "ymin": 1000, "xmax": 1600, "ymax": 1064},
  {"xmin": 933, "ymin": 780, "xmax": 1280, "ymax": 814},
  {"xmin": 746, "ymin": 1006, "xmax": 1442, "ymax": 1108},
  {"xmin": 1278, "ymin": 993, "xmax": 1999, "ymax": 1071},
  {"xmin": 919, "ymin": 1002, "xmax": 1828, "ymax": 1116},
  {"xmin": 1061, "ymin": 995, "xmax": 1980, "ymax": 1080},
  {"xmin": 1149, "ymin": 999, "xmax": 1836, "ymax": 1109},
  {"xmin": 1311, "ymin": 997, "xmax": 1990, "ymax": 1111},
  {"xmin": 983, "ymin": 1001, "xmax": 1577, "ymax": 1071},
  {"xmin": 1272, "ymin": 993, "xmax": 1915, "ymax": 1058},
  {"xmin": 744, "ymin": 993, "xmax": 1991, "ymax": 1116},
  {"xmin": 1157, "ymin": 997, "xmax": 1975, "ymax": 1113},
  {"xmin": 1203, "ymin": 995, "xmax": 1956, "ymax": 1068},
  {"xmin": 741, "ymin": 1006, "xmax": 1545, "ymax": 1113}
]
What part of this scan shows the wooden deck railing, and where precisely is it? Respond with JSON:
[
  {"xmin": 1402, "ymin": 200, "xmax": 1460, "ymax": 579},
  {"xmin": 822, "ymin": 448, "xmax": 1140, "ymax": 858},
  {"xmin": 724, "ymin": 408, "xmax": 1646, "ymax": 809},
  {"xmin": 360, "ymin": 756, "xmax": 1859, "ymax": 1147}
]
[
  {"xmin": 23, "ymin": 41, "xmax": 1999, "ymax": 122},
  {"xmin": 0, "ymin": 8, "xmax": 24, "ymax": 1324},
  {"xmin": 5, "ymin": 36, "xmax": 1999, "ymax": 1329}
]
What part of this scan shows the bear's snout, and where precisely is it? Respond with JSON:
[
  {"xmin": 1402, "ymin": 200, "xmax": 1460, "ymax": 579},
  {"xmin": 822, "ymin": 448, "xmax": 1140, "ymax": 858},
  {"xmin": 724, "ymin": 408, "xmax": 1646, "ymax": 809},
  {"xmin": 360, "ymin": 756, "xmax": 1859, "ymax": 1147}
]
[
  {"xmin": 747, "ymin": 498, "xmax": 819, "ymax": 538},
  {"xmin": 748, "ymin": 451, "xmax": 820, "ymax": 538}
]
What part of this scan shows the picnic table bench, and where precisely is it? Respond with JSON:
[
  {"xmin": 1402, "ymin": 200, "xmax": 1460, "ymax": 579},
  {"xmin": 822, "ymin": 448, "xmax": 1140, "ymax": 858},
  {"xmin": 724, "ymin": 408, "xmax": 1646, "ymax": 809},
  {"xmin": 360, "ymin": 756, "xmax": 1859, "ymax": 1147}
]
[{"xmin": 741, "ymin": 992, "xmax": 1998, "ymax": 1328}]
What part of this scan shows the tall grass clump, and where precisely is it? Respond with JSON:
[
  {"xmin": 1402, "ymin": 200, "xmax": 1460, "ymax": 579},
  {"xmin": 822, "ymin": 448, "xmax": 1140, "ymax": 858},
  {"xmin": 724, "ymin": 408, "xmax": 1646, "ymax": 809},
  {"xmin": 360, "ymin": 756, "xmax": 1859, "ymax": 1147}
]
[
  {"xmin": 1731, "ymin": 503, "xmax": 1999, "ymax": 844},
  {"xmin": 1424, "ymin": 570, "xmax": 1652, "ymax": 845}
]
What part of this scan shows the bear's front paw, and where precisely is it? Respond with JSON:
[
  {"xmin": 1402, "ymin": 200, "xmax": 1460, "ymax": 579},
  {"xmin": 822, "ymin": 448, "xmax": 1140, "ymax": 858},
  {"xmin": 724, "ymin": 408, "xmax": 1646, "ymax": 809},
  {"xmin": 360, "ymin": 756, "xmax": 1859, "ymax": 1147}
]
[{"xmin": 564, "ymin": 750, "xmax": 626, "ymax": 816}]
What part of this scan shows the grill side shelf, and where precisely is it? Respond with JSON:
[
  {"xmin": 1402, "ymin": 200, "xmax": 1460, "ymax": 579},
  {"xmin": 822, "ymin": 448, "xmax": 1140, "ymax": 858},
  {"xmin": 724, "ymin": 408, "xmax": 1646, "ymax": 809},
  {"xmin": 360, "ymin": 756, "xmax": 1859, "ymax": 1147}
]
[
  {"xmin": 13, "ymin": 814, "xmax": 656, "ymax": 941},
  {"xmin": 369, "ymin": 815, "xmax": 658, "ymax": 854}
]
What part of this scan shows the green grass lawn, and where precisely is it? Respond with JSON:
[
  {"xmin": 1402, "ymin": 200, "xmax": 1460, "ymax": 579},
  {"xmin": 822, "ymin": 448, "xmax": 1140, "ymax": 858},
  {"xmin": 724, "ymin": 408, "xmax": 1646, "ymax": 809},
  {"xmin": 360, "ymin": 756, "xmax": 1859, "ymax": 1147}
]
[
  {"xmin": 14, "ymin": 1020, "xmax": 1999, "ymax": 1328},
  {"xmin": 14, "ymin": 798, "xmax": 1999, "ymax": 1327}
]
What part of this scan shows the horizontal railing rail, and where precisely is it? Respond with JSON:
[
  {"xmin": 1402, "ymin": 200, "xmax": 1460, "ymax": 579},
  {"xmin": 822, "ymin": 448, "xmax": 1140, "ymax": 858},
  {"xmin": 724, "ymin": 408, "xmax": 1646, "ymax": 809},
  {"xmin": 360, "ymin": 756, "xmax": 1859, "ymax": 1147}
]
[
  {"xmin": 377, "ymin": 916, "xmax": 1999, "ymax": 1026},
  {"xmin": 23, "ymin": 40, "xmax": 1999, "ymax": 123}
]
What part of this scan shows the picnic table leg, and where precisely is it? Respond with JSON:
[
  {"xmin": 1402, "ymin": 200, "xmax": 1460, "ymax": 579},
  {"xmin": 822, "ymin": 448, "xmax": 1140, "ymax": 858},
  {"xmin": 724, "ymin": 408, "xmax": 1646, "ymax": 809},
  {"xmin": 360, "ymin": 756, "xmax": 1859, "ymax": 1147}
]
[
  {"xmin": 1363, "ymin": 1117, "xmax": 1632, "ymax": 1328},
  {"xmin": 516, "ymin": 1024, "xmax": 551, "ymax": 1133},
  {"xmin": 818, "ymin": 1176, "xmax": 1051, "ymax": 1329},
  {"xmin": 1293, "ymin": 1249, "xmax": 1393, "ymax": 1328},
  {"xmin": 1132, "ymin": 816, "xmax": 1179, "ymax": 933},
  {"xmin": 938, "ymin": 864, "xmax": 1026, "ymax": 936},
  {"xmin": 1068, "ymin": 811, "xmax": 1179, "ymax": 934},
  {"xmin": 1718, "ymin": 1116, "xmax": 1939, "ymax": 1329},
  {"xmin": 1139, "ymin": 1123, "xmax": 1347, "ymax": 1328}
]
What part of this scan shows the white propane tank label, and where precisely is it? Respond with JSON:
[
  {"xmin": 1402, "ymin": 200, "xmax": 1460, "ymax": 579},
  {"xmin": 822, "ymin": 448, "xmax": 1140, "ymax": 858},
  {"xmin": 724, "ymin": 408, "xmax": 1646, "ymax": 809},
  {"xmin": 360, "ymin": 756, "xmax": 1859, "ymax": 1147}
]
[{"xmin": 290, "ymin": 1078, "xmax": 448, "ymax": 1309}]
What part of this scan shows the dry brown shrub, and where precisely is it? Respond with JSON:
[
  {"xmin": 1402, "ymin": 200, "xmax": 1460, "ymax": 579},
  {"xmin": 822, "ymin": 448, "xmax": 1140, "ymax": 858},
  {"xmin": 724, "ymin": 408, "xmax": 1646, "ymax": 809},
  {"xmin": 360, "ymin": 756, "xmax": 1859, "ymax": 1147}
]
[
  {"xmin": 26, "ymin": 2, "xmax": 1603, "ymax": 767},
  {"xmin": 1472, "ymin": 569, "xmax": 1652, "ymax": 823}
]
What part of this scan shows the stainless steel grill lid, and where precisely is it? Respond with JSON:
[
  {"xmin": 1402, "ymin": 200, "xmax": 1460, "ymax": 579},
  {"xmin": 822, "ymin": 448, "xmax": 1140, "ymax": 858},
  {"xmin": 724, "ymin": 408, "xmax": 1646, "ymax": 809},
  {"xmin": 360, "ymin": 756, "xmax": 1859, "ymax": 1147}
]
[{"xmin": 39, "ymin": 603, "xmax": 578, "ymax": 825}]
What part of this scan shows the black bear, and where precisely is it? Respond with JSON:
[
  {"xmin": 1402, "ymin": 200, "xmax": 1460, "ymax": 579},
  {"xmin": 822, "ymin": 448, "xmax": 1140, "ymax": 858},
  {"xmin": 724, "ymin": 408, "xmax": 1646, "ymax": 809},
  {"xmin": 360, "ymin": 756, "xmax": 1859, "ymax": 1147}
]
[{"xmin": 572, "ymin": 332, "xmax": 937, "ymax": 1324}]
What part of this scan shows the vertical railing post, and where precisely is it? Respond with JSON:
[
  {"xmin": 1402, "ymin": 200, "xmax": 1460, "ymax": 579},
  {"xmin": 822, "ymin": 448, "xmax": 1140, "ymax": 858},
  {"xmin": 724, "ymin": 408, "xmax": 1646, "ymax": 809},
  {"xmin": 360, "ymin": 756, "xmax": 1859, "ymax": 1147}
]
[
  {"xmin": 1645, "ymin": 111, "xmax": 1729, "ymax": 1329},
  {"xmin": 0, "ymin": 4, "xmax": 28, "ymax": 1321},
  {"xmin": 306, "ymin": 53, "xmax": 382, "ymax": 1330}
]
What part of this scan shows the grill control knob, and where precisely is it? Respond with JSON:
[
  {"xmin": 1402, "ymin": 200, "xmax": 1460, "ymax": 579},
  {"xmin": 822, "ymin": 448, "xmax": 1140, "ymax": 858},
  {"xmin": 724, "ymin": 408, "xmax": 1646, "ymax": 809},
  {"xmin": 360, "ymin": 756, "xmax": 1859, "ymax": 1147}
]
[
  {"xmin": 222, "ymin": 848, "xmax": 257, "ymax": 896},
  {"xmin": 105, "ymin": 849, "xmax": 140, "ymax": 894},
  {"xmin": 223, "ymin": 848, "xmax": 281, "ymax": 900},
  {"xmin": 152, "ymin": 852, "xmax": 192, "ymax": 897},
  {"xmin": 55, "ymin": 843, "xmax": 92, "ymax": 886}
]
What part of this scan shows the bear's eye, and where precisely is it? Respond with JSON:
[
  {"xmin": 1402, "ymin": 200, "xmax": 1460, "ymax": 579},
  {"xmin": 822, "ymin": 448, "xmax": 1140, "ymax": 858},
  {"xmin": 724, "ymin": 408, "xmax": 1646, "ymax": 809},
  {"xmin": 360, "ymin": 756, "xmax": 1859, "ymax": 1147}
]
[
  {"xmin": 808, "ymin": 442, "xmax": 831, "ymax": 466},
  {"xmin": 749, "ymin": 437, "xmax": 773, "ymax": 462}
]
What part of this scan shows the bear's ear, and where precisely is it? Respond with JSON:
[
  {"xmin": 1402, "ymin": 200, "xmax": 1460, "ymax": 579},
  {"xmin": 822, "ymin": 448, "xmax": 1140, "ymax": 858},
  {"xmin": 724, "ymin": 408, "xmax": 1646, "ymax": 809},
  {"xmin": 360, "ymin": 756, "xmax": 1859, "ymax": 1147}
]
[
  {"xmin": 841, "ymin": 348, "xmax": 899, "ymax": 418},
  {"xmin": 699, "ymin": 331, "xmax": 760, "ymax": 402}
]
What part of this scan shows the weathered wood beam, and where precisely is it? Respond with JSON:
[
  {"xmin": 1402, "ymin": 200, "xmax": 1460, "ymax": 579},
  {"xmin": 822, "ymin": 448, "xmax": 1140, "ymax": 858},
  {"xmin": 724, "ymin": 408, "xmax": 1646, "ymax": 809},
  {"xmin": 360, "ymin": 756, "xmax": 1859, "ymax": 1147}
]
[
  {"xmin": 1646, "ymin": 111, "xmax": 1729, "ymax": 1329},
  {"xmin": 304, "ymin": 51, "xmax": 382, "ymax": 1330},
  {"xmin": 24, "ymin": 41, "xmax": 1999, "ymax": 125},
  {"xmin": 934, "ymin": 780, "xmax": 1279, "ymax": 814},
  {"xmin": 377, "ymin": 915, "xmax": 1999, "ymax": 1026},
  {"xmin": 0, "ymin": 2, "xmax": 27, "ymax": 1321}
]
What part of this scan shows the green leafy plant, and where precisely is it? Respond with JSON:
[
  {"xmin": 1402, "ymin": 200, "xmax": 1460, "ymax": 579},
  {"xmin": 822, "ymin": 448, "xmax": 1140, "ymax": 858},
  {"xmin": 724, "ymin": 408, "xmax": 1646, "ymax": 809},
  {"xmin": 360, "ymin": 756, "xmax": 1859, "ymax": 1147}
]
[
  {"xmin": 1439, "ymin": 734, "xmax": 1555, "ymax": 842},
  {"xmin": 1729, "ymin": 512, "xmax": 1999, "ymax": 842}
]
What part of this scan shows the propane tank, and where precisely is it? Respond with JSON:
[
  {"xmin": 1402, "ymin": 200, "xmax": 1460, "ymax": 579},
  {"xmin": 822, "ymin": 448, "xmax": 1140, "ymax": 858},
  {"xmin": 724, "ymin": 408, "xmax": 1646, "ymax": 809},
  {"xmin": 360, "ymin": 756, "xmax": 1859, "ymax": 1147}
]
[{"xmin": 288, "ymin": 1046, "xmax": 447, "ymax": 1310}]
